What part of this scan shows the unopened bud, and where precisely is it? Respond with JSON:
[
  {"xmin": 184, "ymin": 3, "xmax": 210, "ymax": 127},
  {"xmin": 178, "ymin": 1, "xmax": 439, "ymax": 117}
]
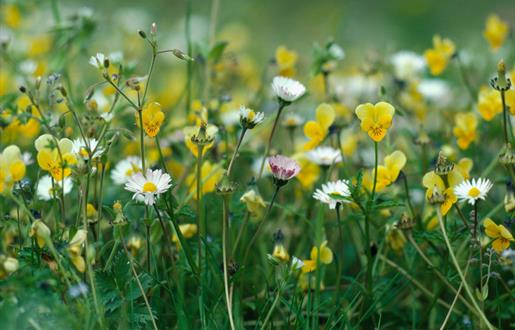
[
  {"xmin": 19, "ymin": 86, "xmax": 26, "ymax": 93},
  {"xmin": 138, "ymin": 30, "xmax": 147, "ymax": 39},
  {"xmin": 151, "ymin": 22, "xmax": 157, "ymax": 36},
  {"xmin": 172, "ymin": 49, "xmax": 194, "ymax": 62}
]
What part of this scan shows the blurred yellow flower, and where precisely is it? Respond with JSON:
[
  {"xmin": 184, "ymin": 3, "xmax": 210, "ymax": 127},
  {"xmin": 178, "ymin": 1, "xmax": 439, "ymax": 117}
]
[
  {"xmin": 172, "ymin": 224, "xmax": 198, "ymax": 249},
  {"xmin": 483, "ymin": 218, "xmax": 513, "ymax": 253},
  {"xmin": 340, "ymin": 133, "xmax": 358, "ymax": 157},
  {"xmin": 293, "ymin": 155, "xmax": 320, "ymax": 189},
  {"xmin": 275, "ymin": 46, "xmax": 298, "ymax": 77},
  {"xmin": 303, "ymin": 103, "xmax": 335, "ymax": 150},
  {"xmin": 424, "ymin": 35, "xmax": 455, "ymax": 76},
  {"xmin": 240, "ymin": 189, "xmax": 267, "ymax": 219},
  {"xmin": 35, "ymin": 134, "xmax": 77, "ymax": 180},
  {"xmin": 68, "ymin": 229, "xmax": 87, "ymax": 273},
  {"xmin": 355, "ymin": 102, "xmax": 395, "ymax": 142},
  {"xmin": 30, "ymin": 220, "xmax": 51, "ymax": 248},
  {"xmin": 483, "ymin": 14, "xmax": 509, "ymax": 51},
  {"xmin": 184, "ymin": 124, "xmax": 218, "ymax": 158},
  {"xmin": 455, "ymin": 158, "xmax": 473, "ymax": 180},
  {"xmin": 272, "ymin": 244, "xmax": 290, "ymax": 262},
  {"xmin": 186, "ymin": 161, "xmax": 223, "ymax": 198},
  {"xmin": 0, "ymin": 145, "xmax": 26, "ymax": 193},
  {"xmin": 386, "ymin": 226, "xmax": 406, "ymax": 252},
  {"xmin": 453, "ymin": 113, "xmax": 477, "ymax": 150},
  {"xmin": 477, "ymin": 86, "xmax": 502, "ymax": 121},
  {"xmin": 3, "ymin": 4, "xmax": 21, "ymax": 29},
  {"xmin": 140, "ymin": 102, "xmax": 165, "ymax": 137}
]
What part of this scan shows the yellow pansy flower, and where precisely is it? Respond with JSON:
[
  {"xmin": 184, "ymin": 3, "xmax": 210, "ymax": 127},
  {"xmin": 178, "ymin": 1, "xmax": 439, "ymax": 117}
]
[
  {"xmin": 424, "ymin": 35, "xmax": 455, "ymax": 76},
  {"xmin": 483, "ymin": 218, "xmax": 513, "ymax": 253},
  {"xmin": 422, "ymin": 170, "xmax": 463, "ymax": 215},
  {"xmin": 375, "ymin": 151, "xmax": 407, "ymax": 192},
  {"xmin": 0, "ymin": 145, "xmax": 26, "ymax": 193},
  {"xmin": 35, "ymin": 134, "xmax": 77, "ymax": 181},
  {"xmin": 303, "ymin": 103, "xmax": 335, "ymax": 150},
  {"xmin": 340, "ymin": 133, "xmax": 358, "ymax": 157},
  {"xmin": 275, "ymin": 46, "xmax": 298, "ymax": 77},
  {"xmin": 240, "ymin": 189, "xmax": 267, "ymax": 219},
  {"xmin": 455, "ymin": 158, "xmax": 473, "ymax": 180},
  {"xmin": 355, "ymin": 102, "xmax": 395, "ymax": 142},
  {"xmin": 292, "ymin": 154, "xmax": 320, "ymax": 189},
  {"xmin": 28, "ymin": 35, "xmax": 52, "ymax": 57},
  {"xmin": 483, "ymin": 14, "xmax": 509, "ymax": 51},
  {"xmin": 453, "ymin": 113, "xmax": 477, "ymax": 150},
  {"xmin": 172, "ymin": 224, "xmax": 198, "ymax": 249},
  {"xmin": 302, "ymin": 240, "xmax": 333, "ymax": 273},
  {"xmin": 139, "ymin": 102, "xmax": 165, "ymax": 137},
  {"xmin": 30, "ymin": 220, "xmax": 51, "ymax": 248},
  {"xmin": 127, "ymin": 236, "xmax": 142, "ymax": 256},
  {"xmin": 3, "ymin": 4, "xmax": 21, "ymax": 29},
  {"xmin": 186, "ymin": 161, "xmax": 224, "ymax": 198},
  {"xmin": 183, "ymin": 124, "xmax": 218, "ymax": 158},
  {"xmin": 68, "ymin": 229, "xmax": 87, "ymax": 273},
  {"xmin": 477, "ymin": 86, "xmax": 502, "ymax": 121},
  {"xmin": 272, "ymin": 244, "xmax": 290, "ymax": 262},
  {"xmin": 386, "ymin": 226, "xmax": 406, "ymax": 252}
]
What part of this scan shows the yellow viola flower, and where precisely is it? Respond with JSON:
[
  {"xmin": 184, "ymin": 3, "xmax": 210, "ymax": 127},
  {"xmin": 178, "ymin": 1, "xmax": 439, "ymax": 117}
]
[
  {"xmin": 385, "ymin": 226, "xmax": 406, "ymax": 252},
  {"xmin": 483, "ymin": 218, "xmax": 514, "ymax": 253},
  {"xmin": 340, "ymin": 132, "xmax": 358, "ymax": 157},
  {"xmin": 292, "ymin": 154, "xmax": 320, "ymax": 189},
  {"xmin": 424, "ymin": 35, "xmax": 456, "ymax": 76},
  {"xmin": 3, "ymin": 4, "xmax": 21, "ymax": 29},
  {"xmin": 240, "ymin": 189, "xmax": 267, "ymax": 219},
  {"xmin": 67, "ymin": 229, "xmax": 87, "ymax": 273},
  {"xmin": 127, "ymin": 236, "xmax": 142, "ymax": 256},
  {"xmin": 186, "ymin": 161, "xmax": 224, "ymax": 198},
  {"xmin": 272, "ymin": 244, "xmax": 290, "ymax": 262},
  {"xmin": 455, "ymin": 158, "xmax": 473, "ymax": 180},
  {"xmin": 373, "ymin": 151, "xmax": 407, "ymax": 192},
  {"xmin": 28, "ymin": 35, "xmax": 52, "ymax": 57},
  {"xmin": 30, "ymin": 220, "xmax": 51, "ymax": 248},
  {"xmin": 86, "ymin": 203, "xmax": 97, "ymax": 219},
  {"xmin": 0, "ymin": 145, "xmax": 26, "ymax": 193},
  {"xmin": 140, "ymin": 102, "xmax": 165, "ymax": 137},
  {"xmin": 183, "ymin": 124, "xmax": 218, "ymax": 158},
  {"xmin": 172, "ymin": 224, "xmax": 198, "ymax": 248},
  {"xmin": 303, "ymin": 103, "xmax": 335, "ymax": 150},
  {"xmin": 422, "ymin": 170, "xmax": 463, "ymax": 215},
  {"xmin": 35, "ymin": 134, "xmax": 77, "ymax": 180},
  {"xmin": 483, "ymin": 14, "xmax": 509, "ymax": 51},
  {"xmin": 355, "ymin": 102, "xmax": 395, "ymax": 142},
  {"xmin": 453, "ymin": 113, "xmax": 477, "ymax": 150},
  {"xmin": 477, "ymin": 86, "xmax": 502, "ymax": 121},
  {"xmin": 275, "ymin": 46, "xmax": 298, "ymax": 77},
  {"xmin": 301, "ymin": 240, "xmax": 334, "ymax": 273}
]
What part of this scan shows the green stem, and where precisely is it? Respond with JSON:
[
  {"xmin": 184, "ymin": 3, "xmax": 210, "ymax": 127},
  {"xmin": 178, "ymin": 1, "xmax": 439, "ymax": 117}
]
[
  {"xmin": 436, "ymin": 208, "xmax": 493, "ymax": 329},
  {"xmin": 257, "ymin": 102, "xmax": 286, "ymax": 179},
  {"xmin": 222, "ymin": 195, "xmax": 236, "ymax": 330},
  {"xmin": 227, "ymin": 127, "xmax": 247, "ymax": 177},
  {"xmin": 260, "ymin": 285, "xmax": 283, "ymax": 330}
]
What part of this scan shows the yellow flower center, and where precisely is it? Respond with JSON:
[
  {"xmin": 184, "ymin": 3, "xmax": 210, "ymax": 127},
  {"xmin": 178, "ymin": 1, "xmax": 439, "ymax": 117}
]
[
  {"xmin": 468, "ymin": 187, "xmax": 480, "ymax": 198},
  {"xmin": 143, "ymin": 182, "xmax": 157, "ymax": 193},
  {"xmin": 248, "ymin": 110, "xmax": 255, "ymax": 121}
]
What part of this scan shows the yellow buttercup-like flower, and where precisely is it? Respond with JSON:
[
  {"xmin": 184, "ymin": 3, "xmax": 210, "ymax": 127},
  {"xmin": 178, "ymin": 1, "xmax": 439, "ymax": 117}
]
[
  {"xmin": 365, "ymin": 150, "xmax": 407, "ymax": 192},
  {"xmin": 483, "ymin": 14, "xmax": 509, "ymax": 51},
  {"xmin": 35, "ymin": 134, "xmax": 77, "ymax": 180},
  {"xmin": 303, "ymin": 103, "xmax": 335, "ymax": 150},
  {"xmin": 483, "ymin": 218, "xmax": 513, "ymax": 253},
  {"xmin": 422, "ymin": 170, "xmax": 463, "ymax": 215},
  {"xmin": 140, "ymin": 102, "xmax": 165, "ymax": 137},
  {"xmin": 355, "ymin": 102, "xmax": 395, "ymax": 142},
  {"xmin": 453, "ymin": 113, "xmax": 477, "ymax": 150},
  {"xmin": 424, "ymin": 35, "xmax": 455, "ymax": 76},
  {"xmin": 275, "ymin": 46, "xmax": 298, "ymax": 77},
  {"xmin": 0, "ymin": 145, "xmax": 26, "ymax": 193}
]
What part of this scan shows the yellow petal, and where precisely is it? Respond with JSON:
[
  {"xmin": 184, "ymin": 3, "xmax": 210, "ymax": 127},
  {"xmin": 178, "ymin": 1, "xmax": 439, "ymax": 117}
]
[
  {"xmin": 483, "ymin": 218, "xmax": 500, "ymax": 238},
  {"xmin": 315, "ymin": 103, "xmax": 335, "ymax": 131},
  {"xmin": 422, "ymin": 171, "xmax": 445, "ymax": 191},
  {"xmin": 384, "ymin": 151, "xmax": 406, "ymax": 181},
  {"xmin": 492, "ymin": 238, "xmax": 509, "ymax": 253}
]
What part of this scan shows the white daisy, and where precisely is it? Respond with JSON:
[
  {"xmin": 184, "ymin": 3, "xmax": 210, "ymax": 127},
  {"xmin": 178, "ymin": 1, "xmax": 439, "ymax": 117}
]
[
  {"xmin": 271, "ymin": 76, "xmax": 306, "ymax": 103},
  {"xmin": 72, "ymin": 138, "xmax": 104, "ymax": 160},
  {"xmin": 89, "ymin": 53, "xmax": 106, "ymax": 69},
  {"xmin": 111, "ymin": 156, "xmax": 143, "ymax": 185},
  {"xmin": 454, "ymin": 178, "xmax": 493, "ymax": 205},
  {"xmin": 390, "ymin": 51, "xmax": 425, "ymax": 80},
  {"xmin": 306, "ymin": 146, "xmax": 342, "ymax": 166},
  {"xmin": 239, "ymin": 106, "xmax": 265, "ymax": 129},
  {"xmin": 313, "ymin": 179, "xmax": 351, "ymax": 209},
  {"xmin": 37, "ymin": 175, "xmax": 73, "ymax": 201},
  {"xmin": 125, "ymin": 169, "xmax": 172, "ymax": 205}
]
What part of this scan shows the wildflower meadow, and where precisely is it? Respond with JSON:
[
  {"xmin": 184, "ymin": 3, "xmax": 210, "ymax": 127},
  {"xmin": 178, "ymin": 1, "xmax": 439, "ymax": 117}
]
[{"xmin": 1, "ymin": 0, "xmax": 514, "ymax": 329}]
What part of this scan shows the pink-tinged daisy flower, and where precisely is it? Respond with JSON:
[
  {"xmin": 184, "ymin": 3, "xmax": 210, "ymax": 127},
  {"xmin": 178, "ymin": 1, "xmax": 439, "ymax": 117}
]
[
  {"xmin": 268, "ymin": 155, "xmax": 301, "ymax": 185},
  {"xmin": 125, "ymin": 169, "xmax": 172, "ymax": 205},
  {"xmin": 271, "ymin": 76, "xmax": 306, "ymax": 103}
]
